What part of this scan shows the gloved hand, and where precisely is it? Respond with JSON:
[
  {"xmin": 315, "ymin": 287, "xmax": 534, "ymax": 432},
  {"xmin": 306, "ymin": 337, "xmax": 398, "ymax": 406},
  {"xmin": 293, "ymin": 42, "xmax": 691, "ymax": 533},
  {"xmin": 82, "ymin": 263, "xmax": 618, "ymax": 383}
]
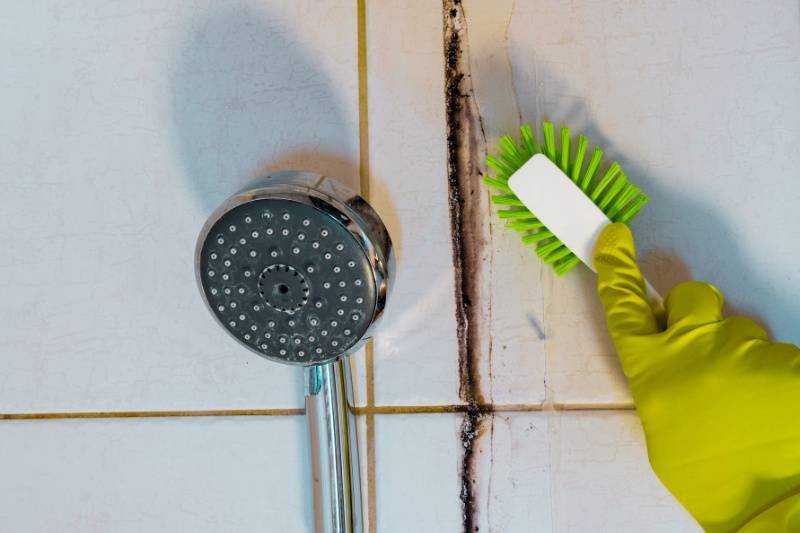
[{"xmin": 593, "ymin": 223, "xmax": 800, "ymax": 532}]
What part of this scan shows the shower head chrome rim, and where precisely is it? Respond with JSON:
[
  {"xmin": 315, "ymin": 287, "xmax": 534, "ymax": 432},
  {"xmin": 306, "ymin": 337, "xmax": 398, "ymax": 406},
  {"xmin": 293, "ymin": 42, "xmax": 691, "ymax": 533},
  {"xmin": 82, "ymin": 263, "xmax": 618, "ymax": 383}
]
[{"xmin": 195, "ymin": 171, "xmax": 394, "ymax": 366}]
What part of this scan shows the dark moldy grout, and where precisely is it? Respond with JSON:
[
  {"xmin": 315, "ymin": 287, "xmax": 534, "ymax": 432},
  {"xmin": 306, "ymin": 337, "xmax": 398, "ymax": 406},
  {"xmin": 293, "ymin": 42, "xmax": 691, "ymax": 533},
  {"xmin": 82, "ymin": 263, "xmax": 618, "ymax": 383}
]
[
  {"xmin": 443, "ymin": 3, "xmax": 485, "ymax": 408},
  {"xmin": 458, "ymin": 405, "xmax": 484, "ymax": 533},
  {"xmin": 443, "ymin": 1, "xmax": 490, "ymax": 531}
]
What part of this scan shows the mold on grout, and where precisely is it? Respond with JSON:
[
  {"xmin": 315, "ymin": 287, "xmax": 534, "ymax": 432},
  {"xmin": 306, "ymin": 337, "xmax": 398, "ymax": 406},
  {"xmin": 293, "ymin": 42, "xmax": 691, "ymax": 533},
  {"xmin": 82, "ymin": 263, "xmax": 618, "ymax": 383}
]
[
  {"xmin": 443, "ymin": 0, "xmax": 491, "ymax": 530},
  {"xmin": 0, "ymin": 401, "xmax": 636, "ymax": 422},
  {"xmin": 443, "ymin": 1, "xmax": 489, "ymax": 407},
  {"xmin": 458, "ymin": 405, "xmax": 485, "ymax": 533}
]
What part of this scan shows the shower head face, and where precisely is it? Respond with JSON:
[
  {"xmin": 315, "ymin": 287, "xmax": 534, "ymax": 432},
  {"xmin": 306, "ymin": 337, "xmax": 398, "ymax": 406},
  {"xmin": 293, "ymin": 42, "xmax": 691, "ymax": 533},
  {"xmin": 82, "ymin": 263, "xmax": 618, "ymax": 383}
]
[{"xmin": 196, "ymin": 173, "xmax": 393, "ymax": 366}]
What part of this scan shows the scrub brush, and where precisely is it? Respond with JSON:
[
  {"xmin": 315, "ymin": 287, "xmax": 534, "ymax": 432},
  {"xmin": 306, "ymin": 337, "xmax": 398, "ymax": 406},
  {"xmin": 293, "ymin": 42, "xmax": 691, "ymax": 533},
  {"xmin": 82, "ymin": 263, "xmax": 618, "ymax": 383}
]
[{"xmin": 483, "ymin": 122, "xmax": 650, "ymax": 276}]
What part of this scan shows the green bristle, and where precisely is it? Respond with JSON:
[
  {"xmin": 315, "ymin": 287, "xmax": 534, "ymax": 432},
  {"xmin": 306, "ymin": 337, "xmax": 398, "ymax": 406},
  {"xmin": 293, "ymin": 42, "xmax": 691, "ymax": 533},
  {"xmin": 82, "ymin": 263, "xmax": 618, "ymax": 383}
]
[
  {"xmin": 542, "ymin": 122, "xmax": 556, "ymax": 161},
  {"xmin": 483, "ymin": 176, "xmax": 511, "ymax": 193},
  {"xmin": 491, "ymin": 194, "xmax": 524, "ymax": 206},
  {"xmin": 484, "ymin": 122, "xmax": 649, "ymax": 276},
  {"xmin": 570, "ymin": 135, "xmax": 588, "ymax": 183},
  {"xmin": 543, "ymin": 245, "xmax": 573, "ymax": 264},
  {"xmin": 617, "ymin": 194, "xmax": 650, "ymax": 223},
  {"xmin": 597, "ymin": 173, "xmax": 628, "ymax": 212},
  {"xmin": 499, "ymin": 136, "xmax": 526, "ymax": 168},
  {"xmin": 606, "ymin": 184, "xmax": 637, "ymax": 220},
  {"xmin": 554, "ymin": 255, "xmax": 581, "ymax": 275},
  {"xmin": 520, "ymin": 125, "xmax": 538, "ymax": 156},
  {"xmin": 590, "ymin": 162, "xmax": 621, "ymax": 202},
  {"xmin": 486, "ymin": 155, "xmax": 515, "ymax": 178},
  {"xmin": 535, "ymin": 238, "xmax": 563, "ymax": 258},
  {"xmin": 580, "ymin": 147, "xmax": 603, "ymax": 191},
  {"xmin": 521, "ymin": 229, "xmax": 554, "ymax": 245},
  {"xmin": 497, "ymin": 208, "xmax": 534, "ymax": 219},
  {"xmin": 559, "ymin": 126, "xmax": 570, "ymax": 173},
  {"xmin": 506, "ymin": 219, "xmax": 544, "ymax": 232}
]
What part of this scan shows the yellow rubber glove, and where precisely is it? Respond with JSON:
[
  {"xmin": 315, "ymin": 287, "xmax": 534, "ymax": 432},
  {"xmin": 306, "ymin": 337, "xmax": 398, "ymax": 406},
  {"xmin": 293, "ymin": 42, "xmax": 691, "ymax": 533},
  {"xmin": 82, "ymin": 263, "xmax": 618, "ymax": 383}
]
[{"xmin": 593, "ymin": 223, "xmax": 800, "ymax": 532}]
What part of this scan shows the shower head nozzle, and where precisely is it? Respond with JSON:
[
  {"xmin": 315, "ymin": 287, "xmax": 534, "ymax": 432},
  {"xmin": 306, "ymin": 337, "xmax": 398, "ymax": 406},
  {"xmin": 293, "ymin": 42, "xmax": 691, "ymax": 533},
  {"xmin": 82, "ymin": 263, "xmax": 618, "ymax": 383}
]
[{"xmin": 195, "ymin": 171, "xmax": 393, "ymax": 366}]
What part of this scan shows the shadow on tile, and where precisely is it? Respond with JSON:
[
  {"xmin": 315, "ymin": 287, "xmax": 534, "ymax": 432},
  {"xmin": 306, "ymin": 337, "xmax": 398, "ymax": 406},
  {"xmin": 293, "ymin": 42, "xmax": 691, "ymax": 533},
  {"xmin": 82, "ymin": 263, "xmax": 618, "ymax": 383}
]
[{"xmin": 170, "ymin": 3, "xmax": 358, "ymax": 213}]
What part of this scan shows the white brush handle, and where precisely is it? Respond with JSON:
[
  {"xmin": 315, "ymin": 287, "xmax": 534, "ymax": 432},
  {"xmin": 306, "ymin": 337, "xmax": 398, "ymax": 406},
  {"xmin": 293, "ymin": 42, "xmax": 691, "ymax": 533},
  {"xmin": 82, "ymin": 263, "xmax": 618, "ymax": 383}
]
[{"xmin": 508, "ymin": 154, "xmax": 663, "ymax": 307}]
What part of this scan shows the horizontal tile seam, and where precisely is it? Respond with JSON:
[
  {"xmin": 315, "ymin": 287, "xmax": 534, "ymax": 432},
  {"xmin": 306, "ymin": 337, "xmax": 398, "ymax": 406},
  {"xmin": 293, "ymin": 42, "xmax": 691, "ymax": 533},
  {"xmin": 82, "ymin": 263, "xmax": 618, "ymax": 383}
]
[
  {"xmin": 0, "ymin": 402, "xmax": 634, "ymax": 420},
  {"xmin": 354, "ymin": 403, "xmax": 635, "ymax": 414},
  {"xmin": 0, "ymin": 408, "xmax": 306, "ymax": 420}
]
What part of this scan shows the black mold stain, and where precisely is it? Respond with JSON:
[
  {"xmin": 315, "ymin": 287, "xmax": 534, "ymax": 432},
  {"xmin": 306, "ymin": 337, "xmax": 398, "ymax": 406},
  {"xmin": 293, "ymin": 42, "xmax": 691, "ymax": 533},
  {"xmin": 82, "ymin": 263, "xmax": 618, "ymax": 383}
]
[
  {"xmin": 459, "ymin": 405, "xmax": 483, "ymax": 533},
  {"xmin": 443, "ymin": 1, "xmax": 489, "ymax": 531},
  {"xmin": 443, "ymin": 0, "xmax": 484, "ymax": 406}
]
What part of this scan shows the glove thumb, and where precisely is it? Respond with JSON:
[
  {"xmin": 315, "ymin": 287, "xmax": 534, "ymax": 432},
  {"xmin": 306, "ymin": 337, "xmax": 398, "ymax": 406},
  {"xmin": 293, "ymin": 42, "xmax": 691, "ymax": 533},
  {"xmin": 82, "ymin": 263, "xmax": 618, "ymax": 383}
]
[{"xmin": 593, "ymin": 223, "xmax": 661, "ymax": 345}]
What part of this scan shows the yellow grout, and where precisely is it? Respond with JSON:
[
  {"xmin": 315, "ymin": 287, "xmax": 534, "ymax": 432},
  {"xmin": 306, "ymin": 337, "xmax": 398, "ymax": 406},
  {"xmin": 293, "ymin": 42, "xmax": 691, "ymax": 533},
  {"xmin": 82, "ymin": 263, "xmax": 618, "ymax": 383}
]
[
  {"xmin": 553, "ymin": 402, "xmax": 635, "ymax": 411},
  {"xmin": 491, "ymin": 403, "xmax": 545, "ymax": 413},
  {"xmin": 0, "ymin": 408, "xmax": 305, "ymax": 420},
  {"xmin": 355, "ymin": 404, "xmax": 470, "ymax": 415},
  {"xmin": 357, "ymin": 0, "xmax": 370, "ymax": 202},
  {"xmin": 356, "ymin": 1, "xmax": 376, "ymax": 531},
  {"xmin": 0, "ymin": 402, "xmax": 635, "ymax": 421}
]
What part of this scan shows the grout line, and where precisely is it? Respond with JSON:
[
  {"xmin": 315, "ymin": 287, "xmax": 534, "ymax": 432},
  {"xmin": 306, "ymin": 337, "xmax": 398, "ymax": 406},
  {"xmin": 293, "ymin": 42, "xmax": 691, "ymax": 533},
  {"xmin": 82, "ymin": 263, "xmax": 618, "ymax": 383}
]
[
  {"xmin": 491, "ymin": 403, "xmax": 544, "ymax": 413},
  {"xmin": 353, "ymin": 403, "xmax": 541, "ymax": 415},
  {"xmin": 552, "ymin": 402, "xmax": 635, "ymax": 411},
  {"xmin": 442, "ymin": 3, "xmax": 492, "ymax": 530},
  {"xmin": 354, "ymin": 402, "xmax": 635, "ymax": 415},
  {"xmin": 0, "ymin": 402, "xmax": 635, "ymax": 421},
  {"xmin": 357, "ymin": 404, "xmax": 473, "ymax": 415},
  {"xmin": 357, "ymin": 0, "xmax": 370, "ymax": 202},
  {"xmin": 0, "ymin": 408, "xmax": 305, "ymax": 420},
  {"xmin": 356, "ymin": 2, "xmax": 377, "ymax": 531}
]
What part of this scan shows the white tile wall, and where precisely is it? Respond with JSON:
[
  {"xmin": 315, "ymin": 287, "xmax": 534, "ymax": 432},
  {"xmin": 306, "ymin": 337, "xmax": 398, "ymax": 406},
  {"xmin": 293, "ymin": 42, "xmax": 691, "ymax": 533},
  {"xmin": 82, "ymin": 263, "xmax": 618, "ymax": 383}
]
[
  {"xmin": 463, "ymin": 0, "xmax": 548, "ymax": 407},
  {"xmin": 467, "ymin": 0, "xmax": 800, "ymax": 405},
  {"xmin": 479, "ymin": 412, "xmax": 700, "ymax": 532},
  {"xmin": 481, "ymin": 411, "xmax": 552, "ymax": 532},
  {"xmin": 0, "ymin": 0, "xmax": 358, "ymax": 411},
  {"xmin": 366, "ymin": 1, "xmax": 461, "ymax": 406},
  {"xmin": 2, "ymin": 1, "xmax": 791, "ymax": 531},
  {"xmin": 549, "ymin": 412, "xmax": 699, "ymax": 532},
  {"xmin": 0, "ymin": 416, "xmax": 311, "ymax": 533},
  {"xmin": 374, "ymin": 414, "xmax": 462, "ymax": 533},
  {"xmin": 0, "ymin": 412, "xmax": 700, "ymax": 533},
  {"xmin": 543, "ymin": 269, "xmax": 630, "ymax": 405}
]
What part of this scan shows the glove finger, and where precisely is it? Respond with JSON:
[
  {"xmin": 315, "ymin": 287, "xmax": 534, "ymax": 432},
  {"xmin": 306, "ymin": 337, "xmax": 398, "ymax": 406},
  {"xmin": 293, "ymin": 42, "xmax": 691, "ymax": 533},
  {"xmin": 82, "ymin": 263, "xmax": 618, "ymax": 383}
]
[
  {"xmin": 665, "ymin": 281, "xmax": 724, "ymax": 332},
  {"xmin": 593, "ymin": 223, "xmax": 660, "ymax": 343}
]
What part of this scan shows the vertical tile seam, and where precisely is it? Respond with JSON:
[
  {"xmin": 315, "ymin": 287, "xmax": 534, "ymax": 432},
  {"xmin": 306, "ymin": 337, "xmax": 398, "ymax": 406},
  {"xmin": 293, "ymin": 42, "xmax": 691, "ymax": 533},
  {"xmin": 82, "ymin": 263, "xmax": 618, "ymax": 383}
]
[
  {"xmin": 356, "ymin": 1, "xmax": 377, "ymax": 532},
  {"xmin": 443, "ymin": 1, "xmax": 491, "ymax": 531}
]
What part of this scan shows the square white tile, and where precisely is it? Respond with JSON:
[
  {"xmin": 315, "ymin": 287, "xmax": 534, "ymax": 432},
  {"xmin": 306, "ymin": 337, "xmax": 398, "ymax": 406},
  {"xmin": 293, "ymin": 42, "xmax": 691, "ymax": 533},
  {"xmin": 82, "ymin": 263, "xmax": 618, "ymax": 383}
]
[
  {"xmin": 0, "ymin": 0, "xmax": 358, "ymax": 411},
  {"xmin": 374, "ymin": 414, "xmax": 462, "ymax": 533},
  {"xmin": 0, "ymin": 415, "xmax": 312, "ymax": 533},
  {"xmin": 550, "ymin": 412, "xmax": 699, "ymax": 532},
  {"xmin": 461, "ymin": 0, "xmax": 549, "ymax": 408},
  {"xmin": 354, "ymin": 414, "xmax": 372, "ymax": 532},
  {"xmin": 543, "ymin": 269, "xmax": 631, "ymax": 406},
  {"xmin": 477, "ymin": 411, "xmax": 553, "ymax": 532},
  {"xmin": 366, "ymin": 1, "xmax": 462, "ymax": 406},
  {"xmin": 466, "ymin": 0, "xmax": 800, "ymax": 406},
  {"xmin": 477, "ymin": 411, "xmax": 699, "ymax": 532}
]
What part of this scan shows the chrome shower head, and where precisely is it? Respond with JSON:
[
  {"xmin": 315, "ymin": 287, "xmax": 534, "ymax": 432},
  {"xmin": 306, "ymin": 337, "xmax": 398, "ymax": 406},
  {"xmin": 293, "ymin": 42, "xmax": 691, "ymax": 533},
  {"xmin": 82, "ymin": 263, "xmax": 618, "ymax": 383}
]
[{"xmin": 196, "ymin": 171, "xmax": 393, "ymax": 366}]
